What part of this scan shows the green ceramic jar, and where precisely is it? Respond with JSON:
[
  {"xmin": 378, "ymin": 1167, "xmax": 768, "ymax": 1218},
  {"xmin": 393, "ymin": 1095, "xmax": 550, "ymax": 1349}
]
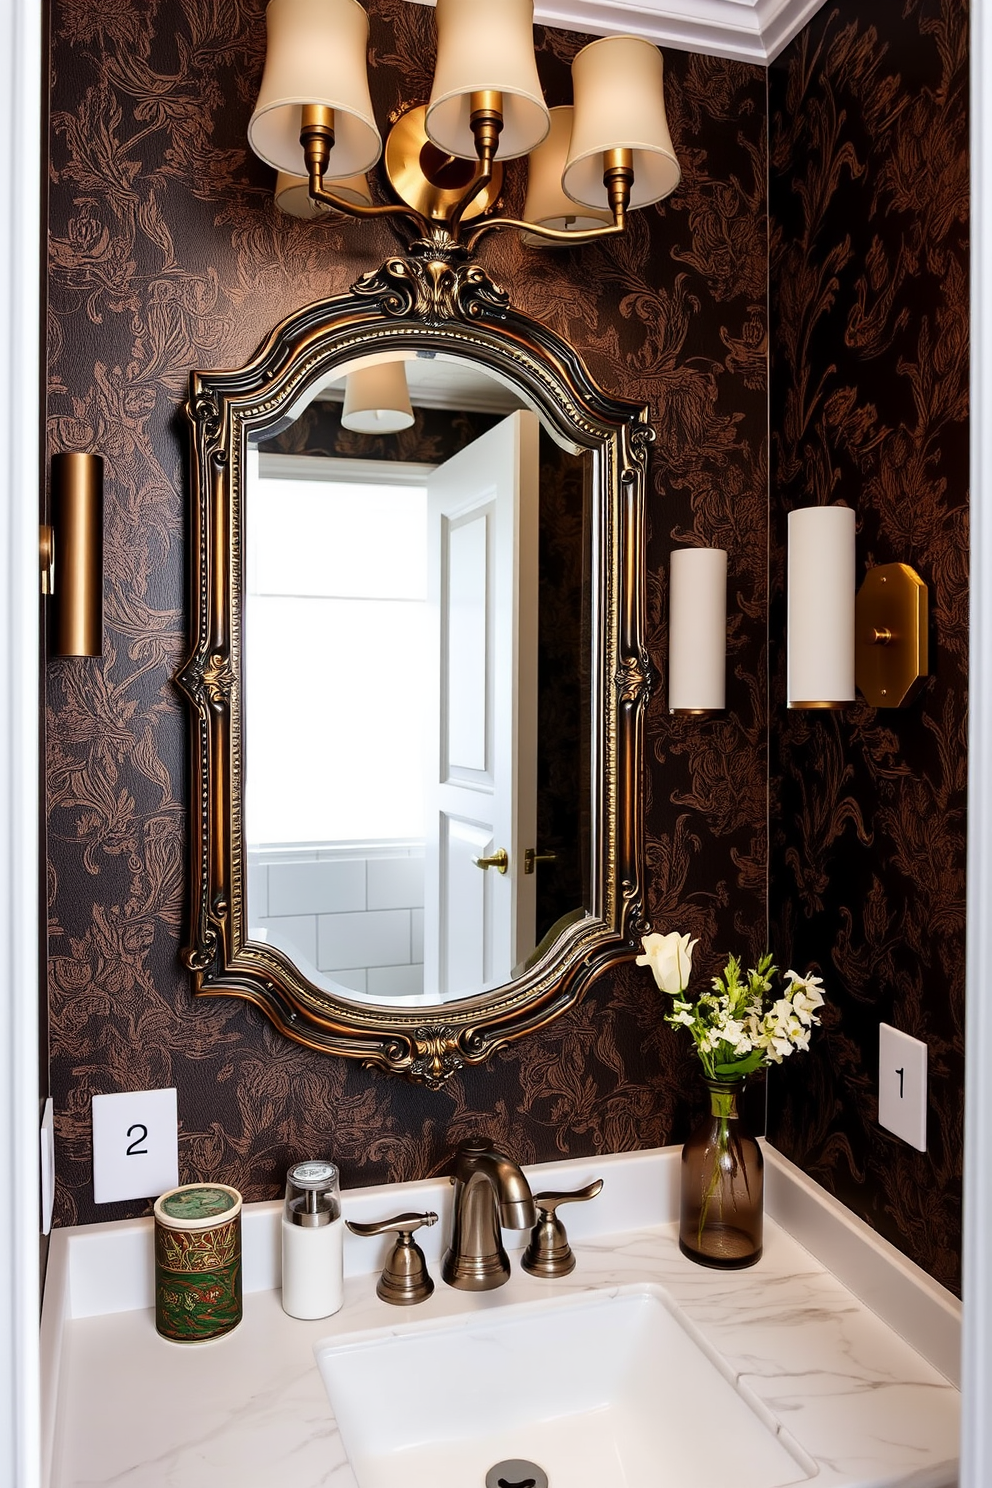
[{"xmin": 153, "ymin": 1182, "xmax": 243, "ymax": 1343}]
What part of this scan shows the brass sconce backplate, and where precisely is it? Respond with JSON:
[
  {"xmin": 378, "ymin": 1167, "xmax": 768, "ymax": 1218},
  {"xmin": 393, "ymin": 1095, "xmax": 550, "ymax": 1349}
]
[
  {"xmin": 854, "ymin": 562, "xmax": 928, "ymax": 708},
  {"xmin": 384, "ymin": 105, "xmax": 504, "ymax": 223}
]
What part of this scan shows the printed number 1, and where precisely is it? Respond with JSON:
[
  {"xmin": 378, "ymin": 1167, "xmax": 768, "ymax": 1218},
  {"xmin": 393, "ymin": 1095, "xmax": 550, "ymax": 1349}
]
[
  {"xmin": 895, "ymin": 1067, "xmax": 905, "ymax": 1099},
  {"xmin": 126, "ymin": 1122, "xmax": 149, "ymax": 1156}
]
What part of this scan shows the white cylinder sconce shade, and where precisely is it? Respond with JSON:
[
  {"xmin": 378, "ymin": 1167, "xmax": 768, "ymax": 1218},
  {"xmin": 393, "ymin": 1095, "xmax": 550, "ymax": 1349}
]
[
  {"xmin": 248, "ymin": 0, "xmax": 381, "ymax": 178},
  {"xmin": 341, "ymin": 361, "xmax": 415, "ymax": 434},
  {"xmin": 668, "ymin": 548, "xmax": 727, "ymax": 714},
  {"xmin": 426, "ymin": 0, "xmax": 550, "ymax": 160},
  {"xmin": 563, "ymin": 36, "xmax": 680, "ymax": 212},
  {"xmin": 521, "ymin": 107, "xmax": 613, "ymax": 245},
  {"xmin": 274, "ymin": 169, "xmax": 373, "ymax": 218},
  {"xmin": 787, "ymin": 505, "xmax": 856, "ymax": 708}
]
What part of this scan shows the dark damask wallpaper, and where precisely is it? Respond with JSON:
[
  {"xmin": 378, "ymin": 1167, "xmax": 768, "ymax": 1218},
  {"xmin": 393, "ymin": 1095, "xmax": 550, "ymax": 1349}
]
[
  {"xmin": 46, "ymin": 0, "xmax": 770, "ymax": 1228},
  {"xmin": 767, "ymin": 0, "xmax": 969, "ymax": 1292}
]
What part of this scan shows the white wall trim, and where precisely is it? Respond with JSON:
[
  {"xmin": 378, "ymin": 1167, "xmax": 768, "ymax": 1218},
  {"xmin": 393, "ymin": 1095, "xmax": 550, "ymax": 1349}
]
[
  {"xmin": 0, "ymin": 3, "xmax": 42, "ymax": 1488},
  {"xmin": 405, "ymin": 0, "xmax": 829, "ymax": 64},
  {"xmin": 962, "ymin": 0, "xmax": 991, "ymax": 1478}
]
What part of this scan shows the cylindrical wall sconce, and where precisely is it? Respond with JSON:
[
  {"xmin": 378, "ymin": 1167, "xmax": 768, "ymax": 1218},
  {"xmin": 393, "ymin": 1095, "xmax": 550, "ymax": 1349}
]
[
  {"xmin": 787, "ymin": 505, "xmax": 855, "ymax": 708},
  {"xmin": 50, "ymin": 452, "xmax": 104, "ymax": 657},
  {"xmin": 668, "ymin": 547, "xmax": 727, "ymax": 714}
]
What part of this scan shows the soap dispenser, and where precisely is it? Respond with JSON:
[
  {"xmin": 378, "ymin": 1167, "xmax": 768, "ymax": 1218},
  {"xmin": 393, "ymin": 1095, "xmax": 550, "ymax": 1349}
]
[{"xmin": 281, "ymin": 1159, "xmax": 344, "ymax": 1320}]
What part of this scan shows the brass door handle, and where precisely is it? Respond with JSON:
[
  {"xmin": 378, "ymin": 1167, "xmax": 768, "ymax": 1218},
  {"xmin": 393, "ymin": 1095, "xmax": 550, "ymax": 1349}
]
[
  {"xmin": 524, "ymin": 847, "xmax": 557, "ymax": 875},
  {"xmin": 473, "ymin": 848, "xmax": 509, "ymax": 874}
]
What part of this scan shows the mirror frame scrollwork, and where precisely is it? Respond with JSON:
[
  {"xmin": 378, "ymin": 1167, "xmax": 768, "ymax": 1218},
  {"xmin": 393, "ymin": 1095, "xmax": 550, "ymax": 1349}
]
[{"xmin": 179, "ymin": 236, "xmax": 654, "ymax": 1088}]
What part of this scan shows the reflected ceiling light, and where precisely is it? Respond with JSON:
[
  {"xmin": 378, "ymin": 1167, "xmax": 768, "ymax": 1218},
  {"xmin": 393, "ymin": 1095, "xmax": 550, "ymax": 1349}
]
[
  {"xmin": 274, "ymin": 168, "xmax": 372, "ymax": 219},
  {"xmin": 341, "ymin": 361, "xmax": 415, "ymax": 434},
  {"xmin": 247, "ymin": 0, "xmax": 680, "ymax": 249},
  {"xmin": 668, "ymin": 547, "xmax": 726, "ymax": 715}
]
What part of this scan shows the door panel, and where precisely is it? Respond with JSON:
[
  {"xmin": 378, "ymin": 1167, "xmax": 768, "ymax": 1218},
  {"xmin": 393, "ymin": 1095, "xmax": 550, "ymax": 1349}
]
[{"xmin": 423, "ymin": 410, "xmax": 540, "ymax": 999}]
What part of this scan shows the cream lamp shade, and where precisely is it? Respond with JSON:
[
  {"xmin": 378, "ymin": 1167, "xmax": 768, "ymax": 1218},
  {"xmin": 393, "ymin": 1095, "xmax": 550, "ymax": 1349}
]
[
  {"xmin": 521, "ymin": 107, "xmax": 613, "ymax": 244},
  {"xmin": 274, "ymin": 169, "xmax": 373, "ymax": 218},
  {"xmin": 341, "ymin": 361, "xmax": 415, "ymax": 433},
  {"xmin": 426, "ymin": 0, "xmax": 550, "ymax": 160},
  {"xmin": 248, "ymin": 0, "xmax": 381, "ymax": 178},
  {"xmin": 668, "ymin": 548, "xmax": 726, "ymax": 713},
  {"xmin": 787, "ymin": 505, "xmax": 856, "ymax": 708},
  {"xmin": 563, "ymin": 36, "xmax": 680, "ymax": 212}
]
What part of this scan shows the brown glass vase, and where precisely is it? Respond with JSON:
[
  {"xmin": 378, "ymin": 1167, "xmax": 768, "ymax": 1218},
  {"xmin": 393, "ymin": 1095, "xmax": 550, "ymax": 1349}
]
[{"xmin": 679, "ymin": 1077, "xmax": 763, "ymax": 1268}]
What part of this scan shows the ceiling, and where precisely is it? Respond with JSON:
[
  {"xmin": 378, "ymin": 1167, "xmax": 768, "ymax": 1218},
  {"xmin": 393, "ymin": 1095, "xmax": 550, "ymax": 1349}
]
[{"xmin": 405, "ymin": 0, "xmax": 830, "ymax": 65}]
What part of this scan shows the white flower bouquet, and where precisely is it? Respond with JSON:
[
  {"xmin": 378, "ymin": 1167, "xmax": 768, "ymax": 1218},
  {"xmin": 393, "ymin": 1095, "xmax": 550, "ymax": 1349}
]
[{"xmin": 636, "ymin": 931, "xmax": 825, "ymax": 1082}]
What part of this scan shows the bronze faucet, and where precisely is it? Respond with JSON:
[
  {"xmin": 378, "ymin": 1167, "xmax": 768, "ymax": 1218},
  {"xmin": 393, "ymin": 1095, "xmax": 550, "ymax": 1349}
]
[{"xmin": 442, "ymin": 1138, "xmax": 537, "ymax": 1290}]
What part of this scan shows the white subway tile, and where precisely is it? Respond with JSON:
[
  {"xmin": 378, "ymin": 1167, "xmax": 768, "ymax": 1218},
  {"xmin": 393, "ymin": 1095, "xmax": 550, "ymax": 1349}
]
[
  {"xmin": 317, "ymin": 910, "xmax": 410, "ymax": 971},
  {"xmin": 329, "ymin": 968, "xmax": 368, "ymax": 997},
  {"xmin": 411, "ymin": 908, "xmax": 424, "ymax": 962},
  {"xmin": 254, "ymin": 915, "xmax": 317, "ymax": 969},
  {"xmin": 366, "ymin": 855, "xmax": 425, "ymax": 910},
  {"xmin": 269, "ymin": 858, "xmax": 366, "ymax": 917},
  {"xmin": 367, "ymin": 964, "xmax": 425, "ymax": 999},
  {"xmin": 247, "ymin": 862, "xmax": 268, "ymax": 918}
]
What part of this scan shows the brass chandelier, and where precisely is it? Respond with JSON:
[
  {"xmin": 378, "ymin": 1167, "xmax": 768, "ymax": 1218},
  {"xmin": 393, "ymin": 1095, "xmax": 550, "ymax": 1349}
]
[{"xmin": 247, "ymin": 0, "xmax": 681, "ymax": 250}]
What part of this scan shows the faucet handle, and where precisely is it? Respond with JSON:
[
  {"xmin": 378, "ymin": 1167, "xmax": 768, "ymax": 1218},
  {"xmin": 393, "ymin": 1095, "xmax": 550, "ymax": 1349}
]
[
  {"xmin": 521, "ymin": 1178, "xmax": 604, "ymax": 1278},
  {"xmin": 346, "ymin": 1211, "xmax": 438, "ymax": 1305}
]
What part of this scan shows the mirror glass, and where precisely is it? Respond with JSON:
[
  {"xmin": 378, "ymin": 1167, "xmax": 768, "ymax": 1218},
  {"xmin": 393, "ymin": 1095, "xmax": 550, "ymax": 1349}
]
[{"xmin": 243, "ymin": 352, "xmax": 590, "ymax": 1006}]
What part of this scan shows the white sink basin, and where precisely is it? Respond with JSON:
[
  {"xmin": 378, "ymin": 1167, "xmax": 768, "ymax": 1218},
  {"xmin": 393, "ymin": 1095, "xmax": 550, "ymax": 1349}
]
[{"xmin": 315, "ymin": 1284, "xmax": 814, "ymax": 1488}]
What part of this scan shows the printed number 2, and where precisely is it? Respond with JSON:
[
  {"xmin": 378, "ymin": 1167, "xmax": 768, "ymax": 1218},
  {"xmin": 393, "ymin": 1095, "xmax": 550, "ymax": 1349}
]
[{"xmin": 126, "ymin": 1123, "xmax": 149, "ymax": 1156}]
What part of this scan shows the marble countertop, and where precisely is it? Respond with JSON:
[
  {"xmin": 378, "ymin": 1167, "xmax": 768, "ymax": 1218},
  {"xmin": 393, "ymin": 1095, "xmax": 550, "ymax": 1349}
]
[{"xmin": 45, "ymin": 1147, "xmax": 960, "ymax": 1488}]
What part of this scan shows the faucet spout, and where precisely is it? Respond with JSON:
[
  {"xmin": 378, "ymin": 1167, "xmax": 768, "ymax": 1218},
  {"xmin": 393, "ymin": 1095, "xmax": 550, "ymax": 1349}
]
[{"xmin": 442, "ymin": 1138, "xmax": 537, "ymax": 1291}]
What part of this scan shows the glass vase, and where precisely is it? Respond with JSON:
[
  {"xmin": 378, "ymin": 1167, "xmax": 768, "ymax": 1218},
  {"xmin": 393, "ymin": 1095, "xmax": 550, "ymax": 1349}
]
[{"xmin": 679, "ymin": 1077, "xmax": 763, "ymax": 1268}]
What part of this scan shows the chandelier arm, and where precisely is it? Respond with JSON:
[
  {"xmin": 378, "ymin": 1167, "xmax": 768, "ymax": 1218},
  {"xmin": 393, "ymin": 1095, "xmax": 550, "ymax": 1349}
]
[
  {"xmin": 447, "ymin": 152, "xmax": 496, "ymax": 238},
  {"xmin": 309, "ymin": 173, "xmax": 428, "ymax": 234},
  {"xmin": 464, "ymin": 210, "xmax": 626, "ymax": 253},
  {"xmin": 448, "ymin": 100, "xmax": 503, "ymax": 237}
]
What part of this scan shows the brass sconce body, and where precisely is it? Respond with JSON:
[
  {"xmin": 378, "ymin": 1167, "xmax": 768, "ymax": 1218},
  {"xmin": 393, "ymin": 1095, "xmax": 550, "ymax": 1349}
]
[
  {"xmin": 48, "ymin": 452, "xmax": 104, "ymax": 657},
  {"xmin": 854, "ymin": 562, "xmax": 928, "ymax": 708}
]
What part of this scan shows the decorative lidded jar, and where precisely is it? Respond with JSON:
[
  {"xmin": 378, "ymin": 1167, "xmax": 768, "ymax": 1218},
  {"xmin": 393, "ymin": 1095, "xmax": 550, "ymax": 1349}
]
[{"xmin": 153, "ymin": 1182, "xmax": 243, "ymax": 1342}]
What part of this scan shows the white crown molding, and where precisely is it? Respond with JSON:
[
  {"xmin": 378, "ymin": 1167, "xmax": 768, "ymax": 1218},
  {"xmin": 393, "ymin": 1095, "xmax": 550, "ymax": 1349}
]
[{"xmin": 406, "ymin": 0, "xmax": 829, "ymax": 65}]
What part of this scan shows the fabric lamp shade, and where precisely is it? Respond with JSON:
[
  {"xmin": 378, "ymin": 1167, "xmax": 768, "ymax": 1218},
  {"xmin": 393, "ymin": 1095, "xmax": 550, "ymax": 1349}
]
[
  {"xmin": 341, "ymin": 361, "xmax": 415, "ymax": 433},
  {"xmin": 668, "ymin": 548, "xmax": 727, "ymax": 713},
  {"xmin": 521, "ymin": 107, "xmax": 613, "ymax": 244},
  {"xmin": 274, "ymin": 169, "xmax": 373, "ymax": 218},
  {"xmin": 248, "ymin": 0, "xmax": 381, "ymax": 178},
  {"xmin": 563, "ymin": 36, "xmax": 680, "ymax": 211},
  {"xmin": 787, "ymin": 506, "xmax": 856, "ymax": 707},
  {"xmin": 426, "ymin": 0, "xmax": 549, "ymax": 160}
]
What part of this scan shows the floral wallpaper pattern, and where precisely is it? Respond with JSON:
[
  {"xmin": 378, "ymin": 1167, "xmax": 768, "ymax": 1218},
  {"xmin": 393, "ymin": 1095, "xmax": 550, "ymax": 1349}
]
[
  {"xmin": 767, "ymin": 0, "xmax": 968, "ymax": 1292},
  {"xmin": 46, "ymin": 0, "xmax": 769, "ymax": 1231}
]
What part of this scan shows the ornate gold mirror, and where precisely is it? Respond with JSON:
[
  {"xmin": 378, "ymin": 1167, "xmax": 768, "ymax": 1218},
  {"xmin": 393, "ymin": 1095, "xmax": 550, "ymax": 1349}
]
[{"xmin": 180, "ymin": 238, "xmax": 652, "ymax": 1086}]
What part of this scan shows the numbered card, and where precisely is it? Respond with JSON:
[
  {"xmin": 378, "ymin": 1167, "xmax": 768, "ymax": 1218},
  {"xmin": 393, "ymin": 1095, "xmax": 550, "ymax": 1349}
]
[{"xmin": 92, "ymin": 1088, "xmax": 180, "ymax": 1204}]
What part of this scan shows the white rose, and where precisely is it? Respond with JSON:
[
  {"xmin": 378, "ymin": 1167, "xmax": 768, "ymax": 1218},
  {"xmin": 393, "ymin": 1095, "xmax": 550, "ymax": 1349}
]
[{"xmin": 636, "ymin": 931, "xmax": 698, "ymax": 995}]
